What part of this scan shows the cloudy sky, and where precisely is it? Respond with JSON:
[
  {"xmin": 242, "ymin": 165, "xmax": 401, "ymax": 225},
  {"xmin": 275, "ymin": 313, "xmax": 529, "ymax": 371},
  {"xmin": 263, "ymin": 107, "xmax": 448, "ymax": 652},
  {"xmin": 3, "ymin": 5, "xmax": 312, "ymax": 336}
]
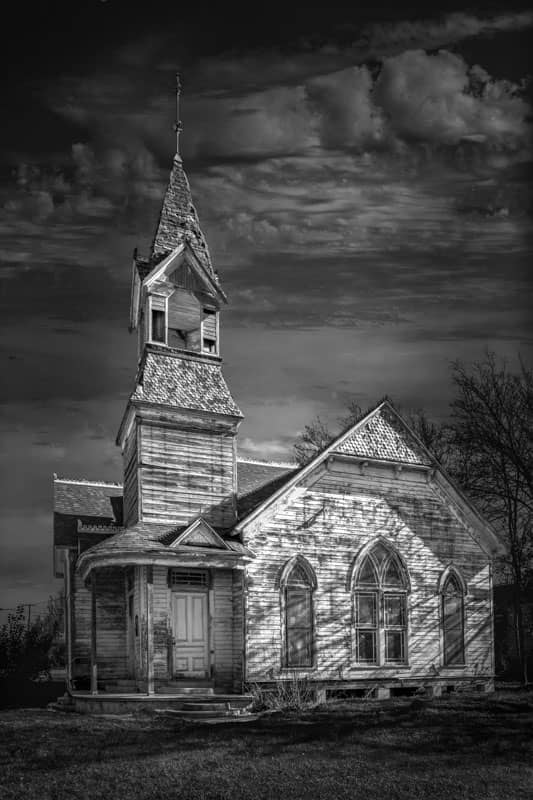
[{"xmin": 0, "ymin": 3, "xmax": 531, "ymax": 612}]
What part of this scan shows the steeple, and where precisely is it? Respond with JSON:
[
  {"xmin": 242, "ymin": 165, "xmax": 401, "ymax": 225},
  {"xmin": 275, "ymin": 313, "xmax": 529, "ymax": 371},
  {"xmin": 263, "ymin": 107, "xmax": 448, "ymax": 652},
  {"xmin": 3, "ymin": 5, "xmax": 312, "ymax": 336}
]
[
  {"xmin": 129, "ymin": 74, "xmax": 226, "ymax": 359},
  {"xmin": 119, "ymin": 80, "xmax": 243, "ymax": 530},
  {"xmin": 149, "ymin": 73, "xmax": 214, "ymax": 278}
]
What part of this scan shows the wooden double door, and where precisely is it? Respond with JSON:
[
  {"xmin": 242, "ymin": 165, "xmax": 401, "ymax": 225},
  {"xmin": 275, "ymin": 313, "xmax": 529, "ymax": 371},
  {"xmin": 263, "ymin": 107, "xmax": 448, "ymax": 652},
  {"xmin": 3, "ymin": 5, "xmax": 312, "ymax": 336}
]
[{"xmin": 171, "ymin": 591, "xmax": 209, "ymax": 678}]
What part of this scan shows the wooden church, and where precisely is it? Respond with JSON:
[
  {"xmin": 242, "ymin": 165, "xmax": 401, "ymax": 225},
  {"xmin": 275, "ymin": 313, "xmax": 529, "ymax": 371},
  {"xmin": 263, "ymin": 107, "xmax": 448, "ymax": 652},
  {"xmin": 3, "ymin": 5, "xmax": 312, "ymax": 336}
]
[{"xmin": 53, "ymin": 93, "xmax": 502, "ymax": 709}]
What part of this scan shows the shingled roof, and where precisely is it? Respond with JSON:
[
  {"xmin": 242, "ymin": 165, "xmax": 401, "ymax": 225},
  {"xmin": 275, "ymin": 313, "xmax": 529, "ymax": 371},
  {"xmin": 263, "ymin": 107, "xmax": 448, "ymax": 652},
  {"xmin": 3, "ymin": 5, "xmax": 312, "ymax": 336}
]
[
  {"xmin": 333, "ymin": 403, "xmax": 433, "ymax": 466},
  {"xmin": 54, "ymin": 460, "xmax": 297, "ymax": 551},
  {"xmin": 150, "ymin": 156, "xmax": 213, "ymax": 277},
  {"xmin": 236, "ymin": 460, "xmax": 298, "ymax": 518},
  {"xmin": 54, "ymin": 479, "xmax": 123, "ymax": 548},
  {"xmin": 131, "ymin": 348, "xmax": 243, "ymax": 418}
]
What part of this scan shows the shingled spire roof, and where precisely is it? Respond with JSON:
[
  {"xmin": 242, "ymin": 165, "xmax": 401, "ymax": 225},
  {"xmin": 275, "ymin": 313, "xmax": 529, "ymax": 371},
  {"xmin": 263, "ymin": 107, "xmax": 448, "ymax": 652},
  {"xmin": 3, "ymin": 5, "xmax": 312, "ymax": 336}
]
[{"xmin": 149, "ymin": 155, "xmax": 214, "ymax": 276}]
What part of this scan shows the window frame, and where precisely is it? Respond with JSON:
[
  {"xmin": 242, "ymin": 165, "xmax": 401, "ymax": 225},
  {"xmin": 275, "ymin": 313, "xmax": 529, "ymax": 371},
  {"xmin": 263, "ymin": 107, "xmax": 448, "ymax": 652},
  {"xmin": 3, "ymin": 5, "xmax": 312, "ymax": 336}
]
[
  {"xmin": 279, "ymin": 557, "xmax": 317, "ymax": 670},
  {"xmin": 148, "ymin": 294, "xmax": 168, "ymax": 346},
  {"xmin": 352, "ymin": 545, "xmax": 410, "ymax": 668},
  {"xmin": 440, "ymin": 570, "xmax": 466, "ymax": 668},
  {"xmin": 201, "ymin": 306, "xmax": 219, "ymax": 355}
]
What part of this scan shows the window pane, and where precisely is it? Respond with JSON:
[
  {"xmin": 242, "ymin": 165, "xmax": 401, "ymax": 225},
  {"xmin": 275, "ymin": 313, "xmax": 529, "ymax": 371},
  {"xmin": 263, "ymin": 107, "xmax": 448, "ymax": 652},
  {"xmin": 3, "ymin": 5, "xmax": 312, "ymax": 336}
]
[
  {"xmin": 356, "ymin": 593, "xmax": 377, "ymax": 626},
  {"xmin": 152, "ymin": 309, "xmax": 166, "ymax": 342},
  {"xmin": 385, "ymin": 630, "xmax": 405, "ymax": 663},
  {"xmin": 287, "ymin": 590, "xmax": 311, "ymax": 628},
  {"xmin": 384, "ymin": 594, "xmax": 405, "ymax": 627},
  {"xmin": 287, "ymin": 564, "xmax": 311, "ymax": 586},
  {"xmin": 286, "ymin": 586, "xmax": 313, "ymax": 667},
  {"xmin": 287, "ymin": 629, "xmax": 312, "ymax": 667},
  {"xmin": 443, "ymin": 594, "xmax": 464, "ymax": 665},
  {"xmin": 371, "ymin": 542, "xmax": 390, "ymax": 568},
  {"xmin": 358, "ymin": 557, "xmax": 378, "ymax": 585},
  {"xmin": 383, "ymin": 557, "xmax": 403, "ymax": 587},
  {"xmin": 356, "ymin": 630, "xmax": 376, "ymax": 663},
  {"xmin": 444, "ymin": 574, "xmax": 462, "ymax": 595}
]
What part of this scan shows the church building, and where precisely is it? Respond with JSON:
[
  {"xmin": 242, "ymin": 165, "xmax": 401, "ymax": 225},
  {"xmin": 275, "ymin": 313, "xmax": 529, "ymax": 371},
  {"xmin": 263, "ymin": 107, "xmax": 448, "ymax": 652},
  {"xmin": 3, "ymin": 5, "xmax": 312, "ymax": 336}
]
[{"xmin": 53, "ymin": 89, "xmax": 502, "ymax": 710}]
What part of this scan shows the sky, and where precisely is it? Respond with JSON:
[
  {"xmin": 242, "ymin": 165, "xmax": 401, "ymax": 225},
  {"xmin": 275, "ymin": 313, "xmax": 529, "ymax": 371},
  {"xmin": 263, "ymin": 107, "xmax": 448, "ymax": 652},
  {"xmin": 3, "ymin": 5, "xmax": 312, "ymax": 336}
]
[{"xmin": 0, "ymin": 3, "xmax": 531, "ymax": 612}]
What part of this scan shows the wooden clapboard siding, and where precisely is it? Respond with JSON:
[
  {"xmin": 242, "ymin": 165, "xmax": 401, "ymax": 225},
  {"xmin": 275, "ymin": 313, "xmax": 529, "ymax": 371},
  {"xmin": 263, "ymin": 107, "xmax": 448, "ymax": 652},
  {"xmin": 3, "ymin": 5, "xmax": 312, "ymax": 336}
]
[
  {"xmin": 153, "ymin": 566, "xmax": 171, "ymax": 678},
  {"xmin": 123, "ymin": 424, "xmax": 139, "ymax": 526},
  {"xmin": 213, "ymin": 569, "xmax": 234, "ymax": 690},
  {"xmin": 73, "ymin": 568, "xmax": 128, "ymax": 680},
  {"xmin": 73, "ymin": 573, "xmax": 91, "ymax": 669},
  {"xmin": 243, "ymin": 462, "xmax": 493, "ymax": 683},
  {"xmin": 139, "ymin": 423, "xmax": 236, "ymax": 526},
  {"xmin": 232, "ymin": 571, "xmax": 244, "ymax": 692}
]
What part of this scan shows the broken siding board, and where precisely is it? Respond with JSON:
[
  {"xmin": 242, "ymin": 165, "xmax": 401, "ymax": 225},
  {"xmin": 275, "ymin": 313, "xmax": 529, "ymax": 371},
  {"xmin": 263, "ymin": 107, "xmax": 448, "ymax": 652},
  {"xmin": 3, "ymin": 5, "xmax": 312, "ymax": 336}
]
[{"xmin": 243, "ymin": 467, "xmax": 493, "ymax": 684}]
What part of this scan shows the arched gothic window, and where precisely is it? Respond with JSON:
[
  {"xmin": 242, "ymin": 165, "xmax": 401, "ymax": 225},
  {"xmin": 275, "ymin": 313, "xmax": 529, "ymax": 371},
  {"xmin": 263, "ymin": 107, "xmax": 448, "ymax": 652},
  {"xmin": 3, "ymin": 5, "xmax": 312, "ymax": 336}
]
[
  {"xmin": 280, "ymin": 558, "xmax": 316, "ymax": 668},
  {"xmin": 352, "ymin": 541, "xmax": 409, "ymax": 666},
  {"xmin": 440, "ymin": 568, "xmax": 466, "ymax": 667}
]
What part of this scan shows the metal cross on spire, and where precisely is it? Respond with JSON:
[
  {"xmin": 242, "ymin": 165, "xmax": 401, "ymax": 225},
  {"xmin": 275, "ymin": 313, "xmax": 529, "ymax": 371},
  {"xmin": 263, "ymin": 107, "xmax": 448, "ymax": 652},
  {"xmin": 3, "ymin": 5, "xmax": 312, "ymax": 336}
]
[{"xmin": 173, "ymin": 72, "xmax": 183, "ymax": 160}]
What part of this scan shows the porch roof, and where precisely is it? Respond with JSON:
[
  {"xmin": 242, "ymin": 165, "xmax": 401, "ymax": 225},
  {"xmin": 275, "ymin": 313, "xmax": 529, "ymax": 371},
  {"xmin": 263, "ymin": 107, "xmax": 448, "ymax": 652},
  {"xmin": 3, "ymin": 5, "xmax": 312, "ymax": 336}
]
[{"xmin": 76, "ymin": 520, "xmax": 254, "ymax": 580}]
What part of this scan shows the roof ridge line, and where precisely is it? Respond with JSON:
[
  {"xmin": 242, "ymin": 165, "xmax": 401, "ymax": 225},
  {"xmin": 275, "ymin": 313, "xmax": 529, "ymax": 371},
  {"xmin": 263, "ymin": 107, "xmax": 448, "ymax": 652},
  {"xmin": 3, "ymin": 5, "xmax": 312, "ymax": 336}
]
[
  {"xmin": 237, "ymin": 458, "xmax": 297, "ymax": 468},
  {"xmin": 54, "ymin": 476, "xmax": 123, "ymax": 488}
]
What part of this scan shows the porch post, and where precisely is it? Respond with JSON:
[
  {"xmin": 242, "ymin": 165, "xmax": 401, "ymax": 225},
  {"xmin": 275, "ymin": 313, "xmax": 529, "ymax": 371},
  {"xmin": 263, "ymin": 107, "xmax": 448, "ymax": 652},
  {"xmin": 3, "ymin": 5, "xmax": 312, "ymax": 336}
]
[
  {"xmin": 90, "ymin": 573, "xmax": 98, "ymax": 695},
  {"xmin": 146, "ymin": 565, "xmax": 155, "ymax": 696}
]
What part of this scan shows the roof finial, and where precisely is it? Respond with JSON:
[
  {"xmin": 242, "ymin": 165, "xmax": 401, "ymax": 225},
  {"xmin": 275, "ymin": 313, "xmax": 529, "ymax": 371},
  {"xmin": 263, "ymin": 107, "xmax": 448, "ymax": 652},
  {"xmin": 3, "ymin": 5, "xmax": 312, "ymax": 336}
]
[{"xmin": 173, "ymin": 71, "xmax": 183, "ymax": 161}]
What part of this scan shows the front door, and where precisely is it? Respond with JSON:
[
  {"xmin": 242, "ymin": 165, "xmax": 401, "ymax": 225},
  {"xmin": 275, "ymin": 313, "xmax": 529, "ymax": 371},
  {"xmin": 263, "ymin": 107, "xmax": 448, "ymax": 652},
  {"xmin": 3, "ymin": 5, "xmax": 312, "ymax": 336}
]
[{"xmin": 171, "ymin": 591, "xmax": 209, "ymax": 677}]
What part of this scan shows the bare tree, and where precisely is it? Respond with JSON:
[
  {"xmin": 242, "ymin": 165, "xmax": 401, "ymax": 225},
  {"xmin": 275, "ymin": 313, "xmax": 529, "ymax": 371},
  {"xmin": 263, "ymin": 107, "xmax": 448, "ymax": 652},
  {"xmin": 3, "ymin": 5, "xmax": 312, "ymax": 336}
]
[
  {"xmin": 293, "ymin": 399, "xmax": 365, "ymax": 465},
  {"xmin": 293, "ymin": 397, "xmax": 450, "ymax": 467},
  {"xmin": 450, "ymin": 352, "xmax": 533, "ymax": 685}
]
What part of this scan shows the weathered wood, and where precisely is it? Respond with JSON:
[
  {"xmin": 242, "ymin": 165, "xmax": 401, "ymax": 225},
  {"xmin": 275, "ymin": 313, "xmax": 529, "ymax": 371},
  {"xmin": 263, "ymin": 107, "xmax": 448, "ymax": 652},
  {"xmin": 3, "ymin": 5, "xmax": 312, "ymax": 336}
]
[
  {"xmin": 138, "ymin": 423, "xmax": 237, "ymax": 526},
  {"xmin": 146, "ymin": 566, "xmax": 154, "ymax": 695},
  {"xmin": 242, "ymin": 461, "xmax": 494, "ymax": 685},
  {"xmin": 90, "ymin": 575, "xmax": 98, "ymax": 695}
]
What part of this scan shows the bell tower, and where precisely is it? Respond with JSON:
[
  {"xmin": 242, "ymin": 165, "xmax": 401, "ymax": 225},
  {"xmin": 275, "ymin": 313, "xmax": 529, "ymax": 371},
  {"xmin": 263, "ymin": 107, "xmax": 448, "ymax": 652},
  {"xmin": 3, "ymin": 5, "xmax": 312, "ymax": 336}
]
[{"xmin": 117, "ymin": 76, "xmax": 243, "ymax": 529}]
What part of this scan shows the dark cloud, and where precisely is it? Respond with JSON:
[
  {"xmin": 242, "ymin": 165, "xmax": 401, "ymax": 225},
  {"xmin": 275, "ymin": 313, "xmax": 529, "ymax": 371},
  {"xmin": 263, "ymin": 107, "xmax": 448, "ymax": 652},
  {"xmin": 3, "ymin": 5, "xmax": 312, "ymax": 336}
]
[{"xmin": 1, "ymin": 6, "xmax": 532, "ymax": 610}]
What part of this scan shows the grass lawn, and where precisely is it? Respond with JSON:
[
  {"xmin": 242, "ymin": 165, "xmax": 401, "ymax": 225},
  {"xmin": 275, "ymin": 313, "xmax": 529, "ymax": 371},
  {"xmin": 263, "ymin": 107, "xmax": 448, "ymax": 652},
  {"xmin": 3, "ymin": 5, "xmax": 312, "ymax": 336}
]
[{"xmin": 0, "ymin": 691, "xmax": 532, "ymax": 800}]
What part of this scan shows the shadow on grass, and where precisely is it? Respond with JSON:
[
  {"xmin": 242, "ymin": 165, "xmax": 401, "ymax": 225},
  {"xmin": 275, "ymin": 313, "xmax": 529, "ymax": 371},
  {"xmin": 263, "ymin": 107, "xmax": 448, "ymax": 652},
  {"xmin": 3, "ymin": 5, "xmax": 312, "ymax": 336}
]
[{"xmin": 1, "ymin": 692, "xmax": 532, "ymax": 776}]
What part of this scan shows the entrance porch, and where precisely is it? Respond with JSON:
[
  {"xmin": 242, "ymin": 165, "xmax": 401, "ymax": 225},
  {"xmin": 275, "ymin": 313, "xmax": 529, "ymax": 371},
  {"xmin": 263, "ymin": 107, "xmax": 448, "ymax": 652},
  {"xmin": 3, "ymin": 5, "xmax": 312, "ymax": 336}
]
[{"xmin": 71, "ymin": 557, "xmax": 246, "ymax": 697}]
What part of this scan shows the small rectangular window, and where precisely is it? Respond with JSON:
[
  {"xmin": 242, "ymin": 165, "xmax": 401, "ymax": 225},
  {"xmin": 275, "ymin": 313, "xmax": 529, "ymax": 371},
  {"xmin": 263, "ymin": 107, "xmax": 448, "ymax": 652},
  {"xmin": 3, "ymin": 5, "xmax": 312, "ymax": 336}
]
[
  {"xmin": 170, "ymin": 569, "xmax": 208, "ymax": 587},
  {"xmin": 202, "ymin": 337, "xmax": 216, "ymax": 354},
  {"xmin": 355, "ymin": 592, "xmax": 378, "ymax": 664},
  {"xmin": 151, "ymin": 309, "xmax": 166, "ymax": 343},
  {"xmin": 384, "ymin": 594, "xmax": 407, "ymax": 665}
]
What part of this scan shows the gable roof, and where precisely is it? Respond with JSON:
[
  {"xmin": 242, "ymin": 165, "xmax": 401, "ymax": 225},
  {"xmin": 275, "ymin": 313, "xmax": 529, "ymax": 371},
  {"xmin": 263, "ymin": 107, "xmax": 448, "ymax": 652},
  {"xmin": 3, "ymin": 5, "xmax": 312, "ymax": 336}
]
[
  {"xmin": 233, "ymin": 401, "xmax": 502, "ymax": 555},
  {"xmin": 143, "ymin": 243, "xmax": 227, "ymax": 304},
  {"xmin": 333, "ymin": 403, "xmax": 433, "ymax": 465},
  {"xmin": 168, "ymin": 518, "xmax": 232, "ymax": 550}
]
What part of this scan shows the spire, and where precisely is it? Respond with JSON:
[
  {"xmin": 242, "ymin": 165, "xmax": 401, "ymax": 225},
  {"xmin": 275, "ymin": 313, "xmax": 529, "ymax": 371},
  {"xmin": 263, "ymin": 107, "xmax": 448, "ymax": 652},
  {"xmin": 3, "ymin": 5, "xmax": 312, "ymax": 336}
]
[{"xmin": 149, "ymin": 73, "xmax": 215, "ymax": 278}]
